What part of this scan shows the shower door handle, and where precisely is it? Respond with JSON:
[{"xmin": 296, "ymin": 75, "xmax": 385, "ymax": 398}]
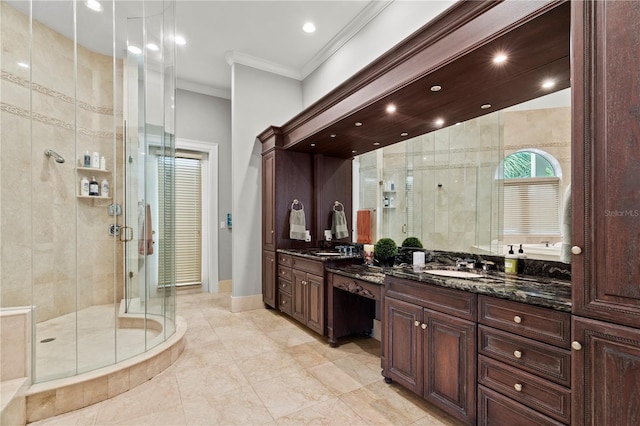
[{"xmin": 119, "ymin": 226, "xmax": 134, "ymax": 242}]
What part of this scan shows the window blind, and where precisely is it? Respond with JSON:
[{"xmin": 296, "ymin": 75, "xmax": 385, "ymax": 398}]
[
  {"xmin": 158, "ymin": 154, "xmax": 202, "ymax": 286},
  {"xmin": 503, "ymin": 177, "xmax": 560, "ymax": 236}
]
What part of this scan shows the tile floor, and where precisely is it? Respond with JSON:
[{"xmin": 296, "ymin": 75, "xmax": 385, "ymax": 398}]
[{"xmin": 30, "ymin": 291, "xmax": 461, "ymax": 425}]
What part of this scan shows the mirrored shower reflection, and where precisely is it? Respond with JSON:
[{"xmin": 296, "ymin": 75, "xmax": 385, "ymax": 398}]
[{"xmin": 0, "ymin": 0, "xmax": 176, "ymax": 383}]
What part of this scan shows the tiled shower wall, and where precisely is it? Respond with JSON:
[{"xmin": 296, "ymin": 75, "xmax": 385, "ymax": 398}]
[{"xmin": 0, "ymin": 2, "xmax": 124, "ymax": 322}]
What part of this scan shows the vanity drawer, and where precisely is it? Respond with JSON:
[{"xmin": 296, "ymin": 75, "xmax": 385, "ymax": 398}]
[
  {"xmin": 277, "ymin": 265, "xmax": 292, "ymax": 281},
  {"xmin": 278, "ymin": 292, "xmax": 292, "ymax": 315},
  {"xmin": 478, "ymin": 325, "xmax": 571, "ymax": 387},
  {"xmin": 278, "ymin": 278, "xmax": 291, "ymax": 295},
  {"xmin": 291, "ymin": 257, "xmax": 324, "ymax": 275},
  {"xmin": 478, "ymin": 296, "xmax": 571, "ymax": 348},
  {"xmin": 278, "ymin": 253, "xmax": 293, "ymax": 267},
  {"xmin": 478, "ymin": 385, "xmax": 565, "ymax": 426},
  {"xmin": 331, "ymin": 274, "xmax": 381, "ymax": 301},
  {"xmin": 478, "ymin": 355, "xmax": 571, "ymax": 424}
]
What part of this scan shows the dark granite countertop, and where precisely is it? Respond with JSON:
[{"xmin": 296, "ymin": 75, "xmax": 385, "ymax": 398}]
[
  {"xmin": 326, "ymin": 264, "xmax": 571, "ymax": 312},
  {"xmin": 277, "ymin": 248, "xmax": 361, "ymax": 262}
]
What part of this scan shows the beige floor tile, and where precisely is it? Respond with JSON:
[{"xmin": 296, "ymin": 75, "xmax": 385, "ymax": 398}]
[
  {"xmin": 182, "ymin": 386, "xmax": 274, "ymax": 425},
  {"xmin": 307, "ymin": 362, "xmax": 363, "ymax": 395},
  {"xmin": 275, "ymin": 397, "xmax": 366, "ymax": 425},
  {"xmin": 284, "ymin": 343, "xmax": 332, "ymax": 368}
]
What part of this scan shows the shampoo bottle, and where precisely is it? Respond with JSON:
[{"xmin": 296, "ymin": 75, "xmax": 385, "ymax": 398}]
[
  {"xmin": 80, "ymin": 176, "xmax": 89, "ymax": 196},
  {"xmin": 92, "ymin": 151, "xmax": 100, "ymax": 168},
  {"xmin": 83, "ymin": 151, "xmax": 91, "ymax": 167},
  {"xmin": 505, "ymin": 245, "xmax": 518, "ymax": 274},
  {"xmin": 89, "ymin": 176, "xmax": 99, "ymax": 196},
  {"xmin": 100, "ymin": 156, "xmax": 106, "ymax": 170},
  {"xmin": 100, "ymin": 179, "xmax": 109, "ymax": 197}
]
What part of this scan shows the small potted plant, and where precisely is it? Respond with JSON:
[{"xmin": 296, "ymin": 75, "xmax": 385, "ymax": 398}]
[
  {"xmin": 401, "ymin": 237, "xmax": 423, "ymax": 248},
  {"xmin": 374, "ymin": 238, "xmax": 398, "ymax": 267}
]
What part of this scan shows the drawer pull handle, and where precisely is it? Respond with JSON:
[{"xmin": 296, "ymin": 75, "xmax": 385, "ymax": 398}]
[
  {"xmin": 513, "ymin": 350, "xmax": 522, "ymax": 359},
  {"xmin": 513, "ymin": 315, "xmax": 522, "ymax": 324},
  {"xmin": 514, "ymin": 383, "xmax": 523, "ymax": 392},
  {"xmin": 421, "ymin": 323, "xmax": 427, "ymax": 330},
  {"xmin": 414, "ymin": 321, "xmax": 420, "ymax": 327},
  {"xmin": 572, "ymin": 341, "xmax": 583, "ymax": 351}
]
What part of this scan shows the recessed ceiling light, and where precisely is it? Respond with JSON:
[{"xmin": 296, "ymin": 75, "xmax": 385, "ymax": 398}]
[
  {"xmin": 127, "ymin": 45, "xmax": 142, "ymax": 55},
  {"xmin": 373, "ymin": 142, "xmax": 380, "ymax": 146},
  {"xmin": 85, "ymin": 0, "xmax": 103, "ymax": 12},
  {"xmin": 302, "ymin": 22, "xmax": 316, "ymax": 33},
  {"xmin": 480, "ymin": 104, "xmax": 492, "ymax": 109},
  {"xmin": 352, "ymin": 150, "xmax": 357, "ymax": 154},
  {"xmin": 386, "ymin": 104, "xmax": 396, "ymax": 113},
  {"xmin": 430, "ymin": 85, "xmax": 442, "ymax": 92},
  {"xmin": 310, "ymin": 143, "xmax": 316, "ymax": 147},
  {"xmin": 400, "ymin": 132, "xmax": 409, "ymax": 137},
  {"xmin": 175, "ymin": 35, "xmax": 186, "ymax": 46},
  {"xmin": 542, "ymin": 79, "xmax": 555, "ymax": 89},
  {"xmin": 17, "ymin": 61, "xmax": 29, "ymax": 69},
  {"xmin": 455, "ymin": 122, "xmax": 461, "ymax": 126},
  {"xmin": 435, "ymin": 118, "xmax": 445, "ymax": 126},
  {"xmin": 146, "ymin": 43, "xmax": 159, "ymax": 51},
  {"xmin": 493, "ymin": 53, "xmax": 507, "ymax": 64},
  {"xmin": 355, "ymin": 122, "xmax": 363, "ymax": 127}
]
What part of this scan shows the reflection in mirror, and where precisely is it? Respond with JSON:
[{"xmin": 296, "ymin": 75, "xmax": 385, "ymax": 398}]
[{"xmin": 354, "ymin": 88, "xmax": 571, "ymax": 263}]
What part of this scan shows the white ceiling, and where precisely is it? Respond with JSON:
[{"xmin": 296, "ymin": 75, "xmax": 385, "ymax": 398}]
[{"xmin": 7, "ymin": 0, "xmax": 392, "ymax": 99}]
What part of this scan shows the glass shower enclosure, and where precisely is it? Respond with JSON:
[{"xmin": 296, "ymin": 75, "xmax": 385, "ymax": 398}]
[{"xmin": 0, "ymin": 0, "xmax": 176, "ymax": 384}]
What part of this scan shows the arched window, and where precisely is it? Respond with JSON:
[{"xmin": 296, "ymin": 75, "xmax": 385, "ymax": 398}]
[{"xmin": 500, "ymin": 150, "xmax": 561, "ymax": 236}]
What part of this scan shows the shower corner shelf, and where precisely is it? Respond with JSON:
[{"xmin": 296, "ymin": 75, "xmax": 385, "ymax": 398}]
[
  {"xmin": 77, "ymin": 195, "xmax": 112, "ymax": 200},
  {"xmin": 77, "ymin": 167, "xmax": 111, "ymax": 174}
]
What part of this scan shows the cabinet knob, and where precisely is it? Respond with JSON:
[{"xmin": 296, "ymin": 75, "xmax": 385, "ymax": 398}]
[
  {"xmin": 513, "ymin": 350, "xmax": 522, "ymax": 359},
  {"xmin": 281, "ymin": 283, "xmax": 286, "ymax": 288},
  {"xmin": 414, "ymin": 320, "xmax": 420, "ymax": 327},
  {"xmin": 421, "ymin": 323, "xmax": 427, "ymax": 330},
  {"xmin": 270, "ymin": 259, "xmax": 274, "ymax": 263},
  {"xmin": 271, "ymin": 230, "xmax": 274, "ymax": 234},
  {"xmin": 514, "ymin": 383, "xmax": 523, "ymax": 392},
  {"xmin": 571, "ymin": 341, "xmax": 583, "ymax": 351},
  {"xmin": 513, "ymin": 315, "xmax": 522, "ymax": 324},
  {"xmin": 281, "ymin": 300, "xmax": 287, "ymax": 305},
  {"xmin": 571, "ymin": 246, "xmax": 582, "ymax": 255}
]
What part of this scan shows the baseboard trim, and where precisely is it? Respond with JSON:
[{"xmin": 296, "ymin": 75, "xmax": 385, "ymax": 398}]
[{"xmin": 230, "ymin": 294, "xmax": 264, "ymax": 313}]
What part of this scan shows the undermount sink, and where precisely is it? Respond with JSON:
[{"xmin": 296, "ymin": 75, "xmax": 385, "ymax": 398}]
[
  {"xmin": 313, "ymin": 252, "xmax": 342, "ymax": 256},
  {"xmin": 422, "ymin": 269, "xmax": 483, "ymax": 279}
]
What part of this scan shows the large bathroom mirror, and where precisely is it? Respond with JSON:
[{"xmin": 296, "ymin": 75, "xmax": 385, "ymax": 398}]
[{"xmin": 355, "ymin": 88, "xmax": 571, "ymax": 263}]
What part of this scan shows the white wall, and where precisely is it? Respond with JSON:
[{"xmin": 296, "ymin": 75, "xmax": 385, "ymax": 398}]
[
  {"xmin": 175, "ymin": 89, "xmax": 232, "ymax": 280},
  {"xmin": 302, "ymin": 0, "xmax": 456, "ymax": 107},
  {"xmin": 230, "ymin": 64, "xmax": 302, "ymax": 307}
]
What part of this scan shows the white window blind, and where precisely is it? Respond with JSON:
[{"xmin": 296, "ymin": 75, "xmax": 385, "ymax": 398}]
[
  {"xmin": 159, "ymin": 153, "xmax": 202, "ymax": 286},
  {"xmin": 503, "ymin": 177, "xmax": 560, "ymax": 236}
]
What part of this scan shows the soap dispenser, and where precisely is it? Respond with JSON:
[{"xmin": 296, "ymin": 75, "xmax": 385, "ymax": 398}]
[
  {"xmin": 89, "ymin": 176, "xmax": 99, "ymax": 196},
  {"xmin": 505, "ymin": 245, "xmax": 518, "ymax": 275},
  {"xmin": 517, "ymin": 244, "xmax": 527, "ymax": 274}
]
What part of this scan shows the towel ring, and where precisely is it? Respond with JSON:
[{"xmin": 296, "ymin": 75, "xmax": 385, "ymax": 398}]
[
  {"xmin": 291, "ymin": 199, "xmax": 304, "ymax": 210},
  {"xmin": 333, "ymin": 201, "xmax": 344, "ymax": 212}
]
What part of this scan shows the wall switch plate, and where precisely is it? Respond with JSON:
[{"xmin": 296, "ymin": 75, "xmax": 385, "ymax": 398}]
[{"xmin": 220, "ymin": 221, "xmax": 226, "ymax": 229}]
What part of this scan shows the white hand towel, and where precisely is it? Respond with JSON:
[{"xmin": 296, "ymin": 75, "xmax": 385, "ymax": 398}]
[
  {"xmin": 332, "ymin": 210, "xmax": 349, "ymax": 239},
  {"xmin": 289, "ymin": 208, "xmax": 306, "ymax": 240}
]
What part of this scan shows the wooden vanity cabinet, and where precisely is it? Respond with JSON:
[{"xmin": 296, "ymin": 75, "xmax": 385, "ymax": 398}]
[
  {"xmin": 571, "ymin": 2, "xmax": 640, "ymax": 425},
  {"xmin": 262, "ymin": 250, "xmax": 276, "ymax": 308},
  {"xmin": 478, "ymin": 296, "xmax": 571, "ymax": 424},
  {"xmin": 290, "ymin": 257, "xmax": 325, "ymax": 335},
  {"xmin": 384, "ymin": 276, "xmax": 477, "ymax": 425}
]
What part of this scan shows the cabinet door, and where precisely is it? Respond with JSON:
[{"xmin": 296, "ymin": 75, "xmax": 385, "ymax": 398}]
[
  {"xmin": 306, "ymin": 273, "xmax": 324, "ymax": 335},
  {"xmin": 424, "ymin": 308, "xmax": 476, "ymax": 425},
  {"xmin": 262, "ymin": 151, "xmax": 276, "ymax": 251},
  {"xmin": 384, "ymin": 298, "xmax": 422, "ymax": 395},
  {"xmin": 572, "ymin": 316, "xmax": 640, "ymax": 426},
  {"xmin": 291, "ymin": 269, "xmax": 306, "ymax": 324},
  {"xmin": 262, "ymin": 250, "xmax": 276, "ymax": 308},
  {"xmin": 572, "ymin": 0, "xmax": 640, "ymax": 327}
]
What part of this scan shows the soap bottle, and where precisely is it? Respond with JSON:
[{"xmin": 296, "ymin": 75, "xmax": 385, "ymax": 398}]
[
  {"xmin": 92, "ymin": 151, "xmax": 100, "ymax": 168},
  {"xmin": 517, "ymin": 244, "xmax": 527, "ymax": 274},
  {"xmin": 89, "ymin": 176, "xmax": 99, "ymax": 196},
  {"xmin": 100, "ymin": 178, "xmax": 109, "ymax": 197},
  {"xmin": 83, "ymin": 151, "xmax": 91, "ymax": 167},
  {"xmin": 100, "ymin": 156, "xmax": 106, "ymax": 170},
  {"xmin": 505, "ymin": 245, "xmax": 518, "ymax": 274},
  {"xmin": 80, "ymin": 176, "xmax": 89, "ymax": 196}
]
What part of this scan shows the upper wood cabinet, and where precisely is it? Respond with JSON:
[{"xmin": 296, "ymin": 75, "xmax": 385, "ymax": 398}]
[{"xmin": 571, "ymin": 0, "xmax": 640, "ymax": 328}]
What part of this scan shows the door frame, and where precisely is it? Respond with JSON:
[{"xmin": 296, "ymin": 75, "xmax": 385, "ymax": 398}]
[{"xmin": 176, "ymin": 138, "xmax": 219, "ymax": 293}]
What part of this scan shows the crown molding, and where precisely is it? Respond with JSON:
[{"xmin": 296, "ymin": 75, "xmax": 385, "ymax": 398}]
[
  {"xmin": 225, "ymin": 51, "xmax": 302, "ymax": 80},
  {"xmin": 177, "ymin": 79, "xmax": 231, "ymax": 99},
  {"xmin": 300, "ymin": 0, "xmax": 393, "ymax": 79}
]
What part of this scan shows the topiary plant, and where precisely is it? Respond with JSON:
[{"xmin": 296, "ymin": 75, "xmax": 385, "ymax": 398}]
[
  {"xmin": 374, "ymin": 238, "xmax": 398, "ymax": 266},
  {"xmin": 401, "ymin": 236, "xmax": 423, "ymax": 248}
]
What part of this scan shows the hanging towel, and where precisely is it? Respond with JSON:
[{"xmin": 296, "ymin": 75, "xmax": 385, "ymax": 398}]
[
  {"xmin": 289, "ymin": 203, "xmax": 307, "ymax": 240},
  {"xmin": 332, "ymin": 210, "xmax": 349, "ymax": 239},
  {"xmin": 139, "ymin": 203, "xmax": 154, "ymax": 256},
  {"xmin": 357, "ymin": 209, "xmax": 372, "ymax": 243}
]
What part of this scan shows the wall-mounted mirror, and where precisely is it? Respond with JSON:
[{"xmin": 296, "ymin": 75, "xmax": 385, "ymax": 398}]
[{"xmin": 354, "ymin": 88, "xmax": 571, "ymax": 263}]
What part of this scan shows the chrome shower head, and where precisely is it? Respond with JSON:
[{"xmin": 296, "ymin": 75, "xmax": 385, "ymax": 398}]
[{"xmin": 44, "ymin": 149, "xmax": 65, "ymax": 164}]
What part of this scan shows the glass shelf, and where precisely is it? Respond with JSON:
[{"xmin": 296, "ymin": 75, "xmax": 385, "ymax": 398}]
[
  {"xmin": 77, "ymin": 195, "xmax": 111, "ymax": 200},
  {"xmin": 77, "ymin": 167, "xmax": 111, "ymax": 174}
]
